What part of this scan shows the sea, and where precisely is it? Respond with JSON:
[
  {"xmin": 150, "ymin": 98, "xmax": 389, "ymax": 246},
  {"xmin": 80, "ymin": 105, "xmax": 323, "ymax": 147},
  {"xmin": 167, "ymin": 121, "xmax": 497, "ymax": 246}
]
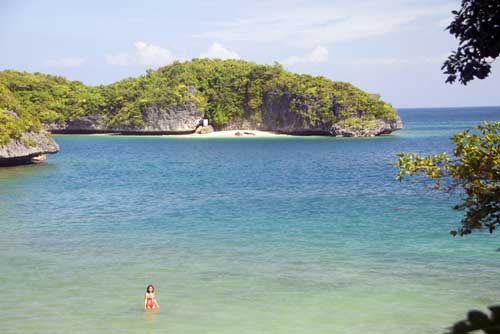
[{"xmin": 1, "ymin": 107, "xmax": 499, "ymax": 334}]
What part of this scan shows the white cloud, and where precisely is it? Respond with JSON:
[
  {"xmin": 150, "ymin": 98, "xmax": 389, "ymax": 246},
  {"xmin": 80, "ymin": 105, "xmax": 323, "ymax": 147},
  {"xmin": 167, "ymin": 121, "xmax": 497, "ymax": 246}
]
[
  {"xmin": 106, "ymin": 41, "xmax": 176, "ymax": 67},
  {"xmin": 196, "ymin": 0, "xmax": 455, "ymax": 47},
  {"xmin": 199, "ymin": 42, "xmax": 240, "ymax": 60},
  {"xmin": 282, "ymin": 45, "xmax": 328, "ymax": 65},
  {"xmin": 134, "ymin": 41, "xmax": 175, "ymax": 66},
  {"xmin": 44, "ymin": 57, "xmax": 85, "ymax": 68}
]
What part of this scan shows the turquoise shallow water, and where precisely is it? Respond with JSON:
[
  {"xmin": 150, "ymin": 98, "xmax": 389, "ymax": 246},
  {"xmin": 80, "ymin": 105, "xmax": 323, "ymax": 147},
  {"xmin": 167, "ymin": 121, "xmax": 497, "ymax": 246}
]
[{"xmin": 1, "ymin": 107, "xmax": 499, "ymax": 334}]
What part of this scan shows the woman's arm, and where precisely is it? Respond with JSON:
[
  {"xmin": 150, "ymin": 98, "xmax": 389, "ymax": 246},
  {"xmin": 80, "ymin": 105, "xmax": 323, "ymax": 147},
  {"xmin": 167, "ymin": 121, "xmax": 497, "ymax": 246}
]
[
  {"xmin": 154, "ymin": 298, "xmax": 160, "ymax": 309},
  {"xmin": 144, "ymin": 294, "xmax": 148, "ymax": 310}
]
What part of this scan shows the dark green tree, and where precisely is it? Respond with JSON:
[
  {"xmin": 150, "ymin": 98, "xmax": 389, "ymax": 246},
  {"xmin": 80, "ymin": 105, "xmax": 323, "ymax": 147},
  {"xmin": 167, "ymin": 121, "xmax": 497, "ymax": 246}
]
[
  {"xmin": 396, "ymin": 122, "xmax": 500, "ymax": 236},
  {"xmin": 443, "ymin": 0, "xmax": 500, "ymax": 84},
  {"xmin": 398, "ymin": 0, "xmax": 500, "ymax": 236},
  {"xmin": 400, "ymin": 1, "xmax": 500, "ymax": 328},
  {"xmin": 446, "ymin": 305, "xmax": 500, "ymax": 334}
]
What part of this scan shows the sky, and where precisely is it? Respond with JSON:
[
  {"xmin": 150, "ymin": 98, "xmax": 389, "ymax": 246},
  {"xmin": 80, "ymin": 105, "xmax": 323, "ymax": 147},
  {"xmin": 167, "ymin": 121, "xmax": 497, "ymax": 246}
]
[{"xmin": 1, "ymin": 0, "xmax": 499, "ymax": 108}]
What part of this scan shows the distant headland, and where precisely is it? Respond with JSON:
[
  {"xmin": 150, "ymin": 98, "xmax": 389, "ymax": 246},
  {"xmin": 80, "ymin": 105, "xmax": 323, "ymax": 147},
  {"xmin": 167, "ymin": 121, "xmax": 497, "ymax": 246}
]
[{"xmin": 0, "ymin": 59, "xmax": 402, "ymax": 165}]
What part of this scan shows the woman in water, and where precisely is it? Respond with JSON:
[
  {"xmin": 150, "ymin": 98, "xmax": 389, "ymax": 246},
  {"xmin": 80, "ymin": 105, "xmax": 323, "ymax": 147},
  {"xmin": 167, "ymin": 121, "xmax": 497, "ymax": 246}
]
[{"xmin": 144, "ymin": 284, "xmax": 160, "ymax": 310}]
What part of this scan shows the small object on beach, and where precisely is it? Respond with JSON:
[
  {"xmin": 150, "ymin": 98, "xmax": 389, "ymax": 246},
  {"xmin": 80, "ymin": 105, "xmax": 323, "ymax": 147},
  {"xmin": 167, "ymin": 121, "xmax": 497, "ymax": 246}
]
[
  {"xmin": 235, "ymin": 131, "xmax": 243, "ymax": 137},
  {"xmin": 244, "ymin": 132, "xmax": 256, "ymax": 136},
  {"xmin": 31, "ymin": 154, "xmax": 47, "ymax": 163},
  {"xmin": 195, "ymin": 125, "xmax": 214, "ymax": 134}
]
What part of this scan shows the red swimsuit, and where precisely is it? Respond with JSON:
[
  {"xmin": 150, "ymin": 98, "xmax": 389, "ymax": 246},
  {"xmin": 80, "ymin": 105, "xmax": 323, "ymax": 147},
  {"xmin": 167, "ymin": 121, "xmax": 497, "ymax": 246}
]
[{"xmin": 146, "ymin": 294, "xmax": 155, "ymax": 309}]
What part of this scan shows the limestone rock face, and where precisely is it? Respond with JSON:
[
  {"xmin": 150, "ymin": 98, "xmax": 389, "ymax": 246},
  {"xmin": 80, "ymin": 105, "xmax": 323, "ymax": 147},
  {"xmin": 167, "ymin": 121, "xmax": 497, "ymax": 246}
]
[
  {"xmin": 46, "ymin": 115, "xmax": 108, "ymax": 133},
  {"xmin": 66, "ymin": 115, "xmax": 108, "ymax": 132},
  {"xmin": 122, "ymin": 102, "xmax": 203, "ymax": 133},
  {"xmin": 331, "ymin": 118, "xmax": 403, "ymax": 137},
  {"xmin": 0, "ymin": 131, "xmax": 59, "ymax": 166},
  {"xmin": 254, "ymin": 91, "xmax": 403, "ymax": 136},
  {"xmin": 44, "ymin": 88, "xmax": 402, "ymax": 137},
  {"xmin": 49, "ymin": 102, "xmax": 203, "ymax": 134}
]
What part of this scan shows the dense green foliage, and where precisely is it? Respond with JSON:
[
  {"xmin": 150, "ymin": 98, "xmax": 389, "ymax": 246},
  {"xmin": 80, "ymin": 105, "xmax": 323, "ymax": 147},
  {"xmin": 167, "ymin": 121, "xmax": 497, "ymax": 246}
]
[
  {"xmin": 1, "ymin": 59, "xmax": 398, "ymax": 141},
  {"xmin": 443, "ymin": 0, "xmax": 500, "ymax": 84},
  {"xmin": 92, "ymin": 59, "xmax": 397, "ymax": 129},
  {"xmin": 0, "ymin": 70, "xmax": 104, "ymax": 125},
  {"xmin": 396, "ymin": 122, "xmax": 500, "ymax": 235},
  {"xmin": 0, "ymin": 83, "xmax": 42, "ymax": 146},
  {"xmin": 399, "ymin": 0, "xmax": 500, "ymax": 238}
]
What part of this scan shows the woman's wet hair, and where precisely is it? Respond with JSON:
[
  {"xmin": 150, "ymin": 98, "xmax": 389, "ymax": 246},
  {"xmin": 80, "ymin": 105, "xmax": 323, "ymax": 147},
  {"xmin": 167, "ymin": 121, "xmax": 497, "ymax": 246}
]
[{"xmin": 146, "ymin": 284, "xmax": 155, "ymax": 293}]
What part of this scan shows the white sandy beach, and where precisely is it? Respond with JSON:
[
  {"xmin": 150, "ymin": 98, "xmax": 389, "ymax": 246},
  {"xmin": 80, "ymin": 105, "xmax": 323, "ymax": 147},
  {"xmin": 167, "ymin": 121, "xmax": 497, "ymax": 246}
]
[
  {"xmin": 55, "ymin": 130, "xmax": 290, "ymax": 138},
  {"xmin": 167, "ymin": 130, "xmax": 290, "ymax": 138}
]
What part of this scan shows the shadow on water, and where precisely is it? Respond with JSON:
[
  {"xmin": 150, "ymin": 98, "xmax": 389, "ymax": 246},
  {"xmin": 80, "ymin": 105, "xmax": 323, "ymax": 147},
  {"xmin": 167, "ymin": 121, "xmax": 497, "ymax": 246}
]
[
  {"xmin": 0, "ymin": 162, "xmax": 56, "ymax": 185},
  {"xmin": 144, "ymin": 309, "xmax": 159, "ymax": 323}
]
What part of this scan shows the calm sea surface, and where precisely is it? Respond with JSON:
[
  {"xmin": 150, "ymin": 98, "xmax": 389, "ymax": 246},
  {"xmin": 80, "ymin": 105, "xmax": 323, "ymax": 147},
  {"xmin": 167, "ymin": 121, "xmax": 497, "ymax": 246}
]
[{"xmin": 1, "ymin": 107, "xmax": 499, "ymax": 334}]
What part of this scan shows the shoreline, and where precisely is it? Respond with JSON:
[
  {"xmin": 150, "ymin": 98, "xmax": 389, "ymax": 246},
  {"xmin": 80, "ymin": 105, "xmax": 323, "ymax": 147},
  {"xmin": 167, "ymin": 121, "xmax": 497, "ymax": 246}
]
[
  {"xmin": 50, "ymin": 129, "xmax": 400, "ymax": 139},
  {"xmin": 168, "ymin": 130, "xmax": 291, "ymax": 138},
  {"xmin": 52, "ymin": 130, "xmax": 293, "ymax": 138}
]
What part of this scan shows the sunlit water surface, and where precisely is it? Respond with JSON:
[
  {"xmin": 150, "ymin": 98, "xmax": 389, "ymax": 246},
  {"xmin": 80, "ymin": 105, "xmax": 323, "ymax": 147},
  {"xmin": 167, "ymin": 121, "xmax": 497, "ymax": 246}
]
[{"xmin": 1, "ymin": 107, "xmax": 499, "ymax": 334}]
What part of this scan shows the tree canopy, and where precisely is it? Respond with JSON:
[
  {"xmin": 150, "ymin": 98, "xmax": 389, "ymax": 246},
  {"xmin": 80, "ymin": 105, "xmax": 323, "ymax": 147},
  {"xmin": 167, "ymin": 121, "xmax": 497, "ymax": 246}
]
[
  {"xmin": 399, "ymin": 0, "xmax": 500, "ymax": 236},
  {"xmin": 1, "ymin": 59, "xmax": 398, "ymax": 144},
  {"xmin": 446, "ymin": 305, "xmax": 500, "ymax": 334},
  {"xmin": 0, "ymin": 84, "xmax": 41, "ymax": 146},
  {"xmin": 396, "ymin": 122, "xmax": 500, "ymax": 235},
  {"xmin": 443, "ymin": 0, "xmax": 500, "ymax": 84}
]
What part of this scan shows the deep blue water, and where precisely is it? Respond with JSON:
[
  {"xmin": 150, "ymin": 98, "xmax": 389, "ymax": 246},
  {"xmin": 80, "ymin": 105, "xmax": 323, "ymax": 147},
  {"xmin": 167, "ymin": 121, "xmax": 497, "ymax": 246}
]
[{"xmin": 0, "ymin": 107, "xmax": 499, "ymax": 334}]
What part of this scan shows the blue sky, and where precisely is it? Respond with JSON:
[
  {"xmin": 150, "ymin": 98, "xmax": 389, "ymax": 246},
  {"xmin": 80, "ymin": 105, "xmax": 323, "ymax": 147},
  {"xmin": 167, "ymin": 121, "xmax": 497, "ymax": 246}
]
[{"xmin": 1, "ymin": 0, "xmax": 499, "ymax": 108}]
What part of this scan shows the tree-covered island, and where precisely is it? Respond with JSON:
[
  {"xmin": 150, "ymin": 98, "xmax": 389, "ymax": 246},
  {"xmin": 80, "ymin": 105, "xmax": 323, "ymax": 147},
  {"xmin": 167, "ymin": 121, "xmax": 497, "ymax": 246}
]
[{"xmin": 1, "ymin": 59, "xmax": 402, "ymax": 164}]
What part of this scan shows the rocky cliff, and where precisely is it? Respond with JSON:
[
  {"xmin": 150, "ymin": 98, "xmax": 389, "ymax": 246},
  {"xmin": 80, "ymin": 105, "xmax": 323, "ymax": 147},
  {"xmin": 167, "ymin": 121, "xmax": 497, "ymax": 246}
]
[
  {"xmin": 47, "ymin": 89, "xmax": 402, "ymax": 137},
  {"xmin": 0, "ymin": 130, "xmax": 59, "ymax": 166},
  {"xmin": 49, "ymin": 101, "xmax": 203, "ymax": 135},
  {"xmin": 47, "ymin": 101, "xmax": 402, "ymax": 136},
  {"xmin": 256, "ymin": 91, "xmax": 403, "ymax": 136}
]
